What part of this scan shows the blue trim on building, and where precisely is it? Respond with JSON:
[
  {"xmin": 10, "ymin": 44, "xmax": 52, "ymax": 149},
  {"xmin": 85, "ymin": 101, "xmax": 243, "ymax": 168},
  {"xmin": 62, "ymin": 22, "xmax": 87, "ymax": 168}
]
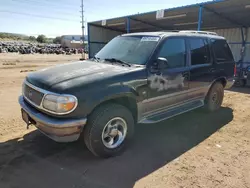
[
  {"xmin": 241, "ymin": 27, "xmax": 246, "ymax": 46},
  {"xmin": 198, "ymin": 5, "xmax": 203, "ymax": 31},
  {"xmin": 87, "ymin": 23, "xmax": 91, "ymax": 58},
  {"xmin": 126, "ymin": 17, "xmax": 130, "ymax": 33}
]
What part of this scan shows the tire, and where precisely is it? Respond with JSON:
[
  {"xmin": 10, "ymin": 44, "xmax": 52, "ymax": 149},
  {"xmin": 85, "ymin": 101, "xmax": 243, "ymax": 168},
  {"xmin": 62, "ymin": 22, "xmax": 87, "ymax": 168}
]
[
  {"xmin": 204, "ymin": 82, "xmax": 224, "ymax": 112},
  {"xmin": 234, "ymin": 79, "xmax": 246, "ymax": 87},
  {"xmin": 83, "ymin": 103, "xmax": 134, "ymax": 158}
]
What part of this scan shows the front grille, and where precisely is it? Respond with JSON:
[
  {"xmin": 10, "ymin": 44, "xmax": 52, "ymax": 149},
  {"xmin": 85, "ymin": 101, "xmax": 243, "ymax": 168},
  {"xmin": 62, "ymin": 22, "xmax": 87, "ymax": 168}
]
[{"xmin": 23, "ymin": 83, "xmax": 44, "ymax": 106}]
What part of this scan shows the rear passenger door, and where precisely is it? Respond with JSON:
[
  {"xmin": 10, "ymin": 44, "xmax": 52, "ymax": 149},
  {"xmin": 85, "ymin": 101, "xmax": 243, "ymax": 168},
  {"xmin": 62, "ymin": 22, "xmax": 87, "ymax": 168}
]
[{"xmin": 188, "ymin": 37, "xmax": 214, "ymax": 99}]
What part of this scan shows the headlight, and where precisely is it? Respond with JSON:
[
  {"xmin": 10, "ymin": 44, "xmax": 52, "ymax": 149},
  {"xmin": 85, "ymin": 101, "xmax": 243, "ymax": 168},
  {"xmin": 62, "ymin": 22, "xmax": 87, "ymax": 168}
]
[{"xmin": 42, "ymin": 94, "xmax": 77, "ymax": 114}]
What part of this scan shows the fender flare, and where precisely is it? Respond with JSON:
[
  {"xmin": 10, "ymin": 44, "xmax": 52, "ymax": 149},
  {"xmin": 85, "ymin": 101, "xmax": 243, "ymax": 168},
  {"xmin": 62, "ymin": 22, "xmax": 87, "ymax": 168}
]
[{"xmin": 84, "ymin": 85, "xmax": 139, "ymax": 114}]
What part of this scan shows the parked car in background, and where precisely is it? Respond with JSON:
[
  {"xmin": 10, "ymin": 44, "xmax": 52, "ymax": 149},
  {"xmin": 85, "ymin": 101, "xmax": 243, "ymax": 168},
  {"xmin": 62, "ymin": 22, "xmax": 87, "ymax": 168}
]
[{"xmin": 234, "ymin": 61, "xmax": 250, "ymax": 87}]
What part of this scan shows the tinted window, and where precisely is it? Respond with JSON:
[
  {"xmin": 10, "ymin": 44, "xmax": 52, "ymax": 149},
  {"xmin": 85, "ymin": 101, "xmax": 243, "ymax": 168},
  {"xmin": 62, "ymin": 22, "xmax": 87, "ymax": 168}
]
[
  {"xmin": 211, "ymin": 39, "xmax": 234, "ymax": 62},
  {"xmin": 157, "ymin": 38, "xmax": 186, "ymax": 68},
  {"xmin": 190, "ymin": 38, "xmax": 210, "ymax": 65}
]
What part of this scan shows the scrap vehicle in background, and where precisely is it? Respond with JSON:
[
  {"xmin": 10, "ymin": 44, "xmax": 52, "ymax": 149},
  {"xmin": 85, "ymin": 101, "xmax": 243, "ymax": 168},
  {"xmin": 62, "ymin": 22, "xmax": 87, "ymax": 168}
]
[
  {"xmin": 234, "ymin": 60, "xmax": 250, "ymax": 87},
  {"xmin": 19, "ymin": 30, "xmax": 235, "ymax": 158}
]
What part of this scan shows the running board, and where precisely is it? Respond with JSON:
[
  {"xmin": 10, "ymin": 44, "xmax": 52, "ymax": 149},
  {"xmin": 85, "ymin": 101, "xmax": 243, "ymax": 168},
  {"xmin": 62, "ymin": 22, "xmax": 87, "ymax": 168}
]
[{"xmin": 139, "ymin": 100, "xmax": 204, "ymax": 124}]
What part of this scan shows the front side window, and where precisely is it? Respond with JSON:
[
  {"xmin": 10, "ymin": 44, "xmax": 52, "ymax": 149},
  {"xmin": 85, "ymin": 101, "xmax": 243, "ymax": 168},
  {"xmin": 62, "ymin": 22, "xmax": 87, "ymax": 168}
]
[
  {"xmin": 156, "ymin": 38, "xmax": 186, "ymax": 68},
  {"xmin": 211, "ymin": 39, "xmax": 234, "ymax": 62},
  {"xmin": 95, "ymin": 36, "xmax": 160, "ymax": 65},
  {"xmin": 190, "ymin": 38, "xmax": 211, "ymax": 65}
]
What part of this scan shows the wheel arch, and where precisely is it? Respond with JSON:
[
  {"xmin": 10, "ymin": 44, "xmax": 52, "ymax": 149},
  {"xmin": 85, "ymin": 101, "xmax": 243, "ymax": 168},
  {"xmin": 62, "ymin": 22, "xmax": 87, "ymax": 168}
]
[
  {"xmin": 87, "ymin": 91, "xmax": 138, "ymax": 123},
  {"xmin": 205, "ymin": 77, "xmax": 226, "ymax": 100},
  {"xmin": 212, "ymin": 77, "xmax": 227, "ymax": 88}
]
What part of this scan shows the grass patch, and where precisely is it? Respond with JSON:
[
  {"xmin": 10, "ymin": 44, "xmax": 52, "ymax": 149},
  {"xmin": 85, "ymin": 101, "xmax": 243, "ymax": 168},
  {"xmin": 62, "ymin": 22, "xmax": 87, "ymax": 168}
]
[
  {"xmin": 20, "ymin": 69, "xmax": 36, "ymax": 73},
  {"xmin": 2, "ymin": 62, "xmax": 16, "ymax": 66}
]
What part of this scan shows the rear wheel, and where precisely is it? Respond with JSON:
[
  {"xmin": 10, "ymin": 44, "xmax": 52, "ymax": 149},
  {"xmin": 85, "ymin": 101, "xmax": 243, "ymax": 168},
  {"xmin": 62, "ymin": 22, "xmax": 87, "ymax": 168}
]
[
  {"xmin": 83, "ymin": 103, "xmax": 134, "ymax": 158},
  {"xmin": 204, "ymin": 82, "xmax": 224, "ymax": 112},
  {"xmin": 234, "ymin": 79, "xmax": 246, "ymax": 87}
]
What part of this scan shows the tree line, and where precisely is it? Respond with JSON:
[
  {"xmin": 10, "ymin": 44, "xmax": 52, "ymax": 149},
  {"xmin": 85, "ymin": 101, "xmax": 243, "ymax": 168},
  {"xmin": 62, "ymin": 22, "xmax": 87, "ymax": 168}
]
[{"xmin": 0, "ymin": 33, "xmax": 62, "ymax": 44}]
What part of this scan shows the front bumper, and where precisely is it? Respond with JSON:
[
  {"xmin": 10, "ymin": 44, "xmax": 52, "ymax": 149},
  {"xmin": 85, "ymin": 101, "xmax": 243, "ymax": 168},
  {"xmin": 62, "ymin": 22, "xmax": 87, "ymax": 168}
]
[{"xmin": 19, "ymin": 96, "xmax": 87, "ymax": 142}]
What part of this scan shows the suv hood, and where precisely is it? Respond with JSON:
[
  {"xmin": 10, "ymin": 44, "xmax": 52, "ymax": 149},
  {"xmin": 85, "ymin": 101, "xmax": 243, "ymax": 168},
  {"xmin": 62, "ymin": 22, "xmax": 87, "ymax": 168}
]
[{"xmin": 26, "ymin": 60, "xmax": 137, "ymax": 90}]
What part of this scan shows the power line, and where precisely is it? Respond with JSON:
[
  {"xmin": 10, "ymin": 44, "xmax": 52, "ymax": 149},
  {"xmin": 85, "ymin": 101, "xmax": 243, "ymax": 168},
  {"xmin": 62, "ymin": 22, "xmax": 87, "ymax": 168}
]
[
  {"xmin": 0, "ymin": 10, "xmax": 79, "ymax": 22},
  {"xmin": 7, "ymin": 0, "xmax": 81, "ymax": 16},
  {"xmin": 12, "ymin": 0, "xmax": 78, "ymax": 8},
  {"xmin": 10, "ymin": 0, "xmax": 78, "ymax": 10},
  {"xmin": 42, "ymin": 0, "xmax": 80, "ymax": 7},
  {"xmin": 4, "ymin": 5, "xmax": 80, "ymax": 17},
  {"xmin": 8, "ymin": 0, "xmax": 96, "ymax": 16}
]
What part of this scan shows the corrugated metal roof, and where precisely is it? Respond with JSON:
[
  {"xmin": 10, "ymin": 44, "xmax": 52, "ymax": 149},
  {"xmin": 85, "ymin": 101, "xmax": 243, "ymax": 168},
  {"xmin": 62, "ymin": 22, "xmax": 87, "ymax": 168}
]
[{"xmin": 89, "ymin": 0, "xmax": 250, "ymax": 32}]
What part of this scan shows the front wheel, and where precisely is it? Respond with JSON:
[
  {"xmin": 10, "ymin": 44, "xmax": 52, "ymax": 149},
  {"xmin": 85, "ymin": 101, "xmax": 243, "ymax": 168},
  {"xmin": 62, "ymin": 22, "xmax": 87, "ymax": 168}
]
[
  {"xmin": 204, "ymin": 82, "xmax": 224, "ymax": 112},
  {"xmin": 83, "ymin": 103, "xmax": 134, "ymax": 158}
]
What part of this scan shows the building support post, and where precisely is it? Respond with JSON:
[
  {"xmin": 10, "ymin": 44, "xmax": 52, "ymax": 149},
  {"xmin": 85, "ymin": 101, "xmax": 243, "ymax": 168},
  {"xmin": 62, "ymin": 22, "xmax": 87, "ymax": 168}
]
[
  {"xmin": 198, "ymin": 5, "xmax": 203, "ymax": 31},
  {"xmin": 126, "ymin": 17, "xmax": 130, "ymax": 33},
  {"xmin": 240, "ymin": 27, "xmax": 248, "ymax": 66},
  {"xmin": 87, "ymin": 23, "xmax": 91, "ymax": 59}
]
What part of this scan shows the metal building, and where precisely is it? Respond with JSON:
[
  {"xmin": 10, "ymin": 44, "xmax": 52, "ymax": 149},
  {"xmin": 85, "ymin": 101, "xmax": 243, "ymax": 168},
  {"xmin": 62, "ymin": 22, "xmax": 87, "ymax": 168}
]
[{"xmin": 87, "ymin": 0, "xmax": 250, "ymax": 63}]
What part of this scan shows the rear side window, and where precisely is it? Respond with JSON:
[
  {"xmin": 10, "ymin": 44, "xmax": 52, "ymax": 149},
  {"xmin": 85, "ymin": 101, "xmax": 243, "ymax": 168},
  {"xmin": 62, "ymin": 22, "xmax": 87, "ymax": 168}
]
[
  {"xmin": 211, "ymin": 39, "xmax": 234, "ymax": 62},
  {"xmin": 157, "ymin": 38, "xmax": 186, "ymax": 68},
  {"xmin": 190, "ymin": 38, "xmax": 211, "ymax": 65}
]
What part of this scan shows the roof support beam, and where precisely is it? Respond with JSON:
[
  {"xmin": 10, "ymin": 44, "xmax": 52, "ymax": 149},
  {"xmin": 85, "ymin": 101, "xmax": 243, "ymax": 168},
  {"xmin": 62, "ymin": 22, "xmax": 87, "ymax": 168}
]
[
  {"xmin": 198, "ymin": 5, "xmax": 203, "ymax": 31},
  {"xmin": 129, "ymin": 17, "xmax": 168, "ymax": 30},
  {"xmin": 87, "ymin": 23, "xmax": 91, "ymax": 58},
  {"xmin": 203, "ymin": 6, "xmax": 247, "ymax": 28},
  {"xmin": 240, "ymin": 27, "xmax": 248, "ymax": 63},
  {"xmin": 89, "ymin": 23, "xmax": 125, "ymax": 33}
]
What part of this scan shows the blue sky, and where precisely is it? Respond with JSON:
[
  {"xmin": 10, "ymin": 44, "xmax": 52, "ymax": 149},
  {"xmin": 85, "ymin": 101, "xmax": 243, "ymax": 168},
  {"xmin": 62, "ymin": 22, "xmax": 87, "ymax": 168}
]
[{"xmin": 0, "ymin": 0, "xmax": 207, "ymax": 37}]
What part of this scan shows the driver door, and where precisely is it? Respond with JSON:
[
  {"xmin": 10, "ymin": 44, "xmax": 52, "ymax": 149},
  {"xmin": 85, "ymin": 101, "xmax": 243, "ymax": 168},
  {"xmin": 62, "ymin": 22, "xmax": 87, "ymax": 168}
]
[{"xmin": 144, "ymin": 37, "xmax": 190, "ymax": 116}]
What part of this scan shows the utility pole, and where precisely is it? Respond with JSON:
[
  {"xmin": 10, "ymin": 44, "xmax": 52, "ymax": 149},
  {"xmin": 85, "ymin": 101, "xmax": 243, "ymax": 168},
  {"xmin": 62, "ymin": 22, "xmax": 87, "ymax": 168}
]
[{"xmin": 80, "ymin": 0, "xmax": 85, "ymax": 60}]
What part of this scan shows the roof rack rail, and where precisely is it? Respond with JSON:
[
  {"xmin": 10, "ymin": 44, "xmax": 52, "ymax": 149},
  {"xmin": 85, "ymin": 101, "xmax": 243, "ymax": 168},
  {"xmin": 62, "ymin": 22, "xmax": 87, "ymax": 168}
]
[
  {"xmin": 160, "ymin": 30, "xmax": 180, "ymax": 32},
  {"xmin": 179, "ymin": 30, "xmax": 218, "ymax": 36}
]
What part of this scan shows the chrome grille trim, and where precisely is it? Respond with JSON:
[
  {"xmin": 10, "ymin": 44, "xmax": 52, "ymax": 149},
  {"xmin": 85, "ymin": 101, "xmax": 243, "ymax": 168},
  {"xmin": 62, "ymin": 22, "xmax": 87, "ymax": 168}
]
[
  {"xmin": 23, "ymin": 80, "xmax": 78, "ymax": 115},
  {"xmin": 23, "ymin": 83, "xmax": 44, "ymax": 106}
]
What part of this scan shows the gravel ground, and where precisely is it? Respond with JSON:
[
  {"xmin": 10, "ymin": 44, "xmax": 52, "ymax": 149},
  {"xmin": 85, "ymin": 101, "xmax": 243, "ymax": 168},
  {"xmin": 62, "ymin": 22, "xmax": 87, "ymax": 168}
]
[{"xmin": 0, "ymin": 54, "xmax": 249, "ymax": 188}]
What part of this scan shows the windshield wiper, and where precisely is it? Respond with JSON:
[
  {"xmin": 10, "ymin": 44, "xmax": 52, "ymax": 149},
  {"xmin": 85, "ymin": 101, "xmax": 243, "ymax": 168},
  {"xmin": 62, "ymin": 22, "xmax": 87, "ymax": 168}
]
[
  {"xmin": 92, "ymin": 56, "xmax": 100, "ymax": 62},
  {"xmin": 104, "ymin": 58, "xmax": 131, "ymax": 67}
]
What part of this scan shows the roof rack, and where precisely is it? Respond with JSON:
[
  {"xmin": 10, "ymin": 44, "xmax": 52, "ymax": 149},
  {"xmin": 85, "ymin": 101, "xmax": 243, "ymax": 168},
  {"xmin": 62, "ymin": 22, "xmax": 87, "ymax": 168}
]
[
  {"xmin": 179, "ymin": 30, "xmax": 218, "ymax": 36},
  {"xmin": 160, "ymin": 30, "xmax": 180, "ymax": 32}
]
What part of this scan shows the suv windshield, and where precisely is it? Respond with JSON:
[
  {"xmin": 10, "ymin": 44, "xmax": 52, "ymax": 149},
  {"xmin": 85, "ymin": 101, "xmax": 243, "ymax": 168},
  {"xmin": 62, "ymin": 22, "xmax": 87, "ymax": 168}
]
[{"xmin": 95, "ymin": 36, "xmax": 160, "ymax": 65}]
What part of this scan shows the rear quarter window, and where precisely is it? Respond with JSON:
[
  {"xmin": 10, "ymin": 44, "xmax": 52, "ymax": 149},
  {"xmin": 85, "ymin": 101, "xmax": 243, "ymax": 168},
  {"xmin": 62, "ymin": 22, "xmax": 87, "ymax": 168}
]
[{"xmin": 211, "ymin": 39, "xmax": 234, "ymax": 63}]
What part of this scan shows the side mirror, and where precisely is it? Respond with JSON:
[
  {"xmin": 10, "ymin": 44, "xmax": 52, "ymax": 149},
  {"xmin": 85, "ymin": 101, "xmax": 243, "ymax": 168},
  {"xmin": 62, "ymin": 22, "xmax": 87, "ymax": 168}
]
[{"xmin": 157, "ymin": 57, "xmax": 168, "ymax": 70}]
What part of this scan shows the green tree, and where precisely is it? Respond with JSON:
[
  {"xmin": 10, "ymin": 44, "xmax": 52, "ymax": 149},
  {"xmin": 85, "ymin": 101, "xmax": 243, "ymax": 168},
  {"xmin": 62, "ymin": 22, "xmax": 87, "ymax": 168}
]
[
  {"xmin": 29, "ymin": 36, "xmax": 36, "ymax": 41},
  {"xmin": 53, "ymin": 36, "xmax": 62, "ymax": 44},
  {"xmin": 36, "ymin": 34, "xmax": 47, "ymax": 43}
]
